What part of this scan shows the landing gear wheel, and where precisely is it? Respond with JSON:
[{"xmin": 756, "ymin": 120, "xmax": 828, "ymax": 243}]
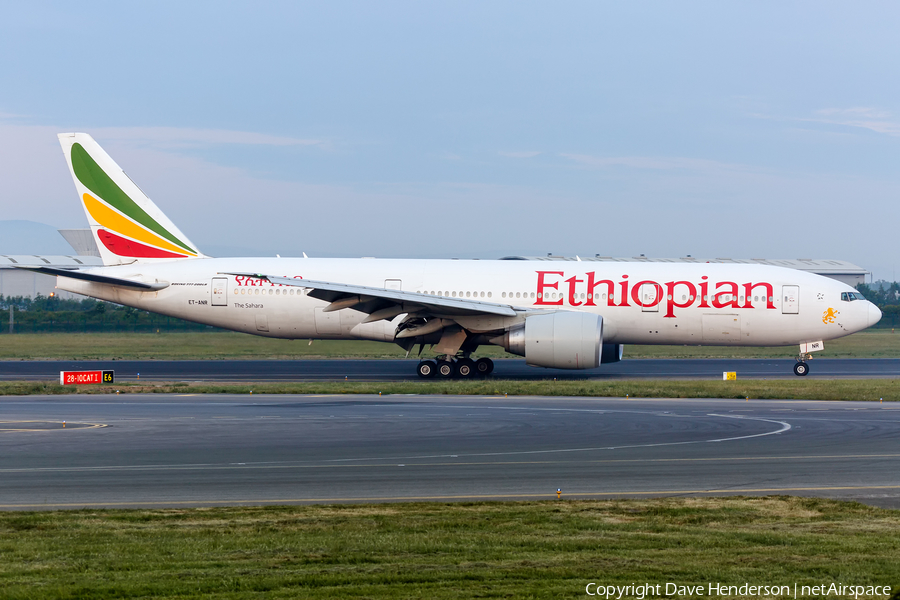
[
  {"xmin": 456, "ymin": 358, "xmax": 475, "ymax": 378},
  {"xmin": 417, "ymin": 360, "xmax": 437, "ymax": 379},
  {"xmin": 475, "ymin": 357, "xmax": 494, "ymax": 376},
  {"xmin": 793, "ymin": 362, "xmax": 809, "ymax": 377},
  {"xmin": 436, "ymin": 360, "xmax": 456, "ymax": 379}
]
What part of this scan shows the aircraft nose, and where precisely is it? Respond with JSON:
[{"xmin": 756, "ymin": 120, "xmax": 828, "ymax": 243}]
[{"xmin": 868, "ymin": 302, "xmax": 883, "ymax": 327}]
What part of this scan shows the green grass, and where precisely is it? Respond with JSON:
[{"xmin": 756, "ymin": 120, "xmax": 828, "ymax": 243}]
[
  {"xmin": 2, "ymin": 379, "xmax": 898, "ymax": 401},
  {"xmin": 0, "ymin": 329, "xmax": 898, "ymax": 360},
  {"xmin": 0, "ymin": 497, "xmax": 898, "ymax": 599}
]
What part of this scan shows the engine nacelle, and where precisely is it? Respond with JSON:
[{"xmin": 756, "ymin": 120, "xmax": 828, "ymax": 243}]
[
  {"xmin": 601, "ymin": 343, "xmax": 624, "ymax": 364},
  {"xmin": 503, "ymin": 312, "xmax": 603, "ymax": 369}
]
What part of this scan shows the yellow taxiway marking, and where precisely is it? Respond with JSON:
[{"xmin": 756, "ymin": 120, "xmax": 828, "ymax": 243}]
[{"xmin": 2, "ymin": 484, "xmax": 900, "ymax": 509}]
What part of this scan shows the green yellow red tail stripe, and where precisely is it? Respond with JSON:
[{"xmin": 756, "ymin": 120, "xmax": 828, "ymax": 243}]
[
  {"xmin": 82, "ymin": 193, "xmax": 197, "ymax": 257},
  {"xmin": 70, "ymin": 142, "xmax": 195, "ymax": 255},
  {"xmin": 59, "ymin": 133, "xmax": 204, "ymax": 264}
]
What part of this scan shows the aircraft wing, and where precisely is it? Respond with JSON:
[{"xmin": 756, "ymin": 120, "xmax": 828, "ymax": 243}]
[
  {"xmin": 223, "ymin": 272, "xmax": 519, "ymax": 319},
  {"xmin": 14, "ymin": 266, "xmax": 169, "ymax": 291}
]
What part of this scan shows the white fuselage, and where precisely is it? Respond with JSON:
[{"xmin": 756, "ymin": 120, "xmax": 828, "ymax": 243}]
[{"xmin": 54, "ymin": 257, "xmax": 880, "ymax": 349}]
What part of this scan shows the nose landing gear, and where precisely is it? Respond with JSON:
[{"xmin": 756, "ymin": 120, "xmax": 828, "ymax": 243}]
[{"xmin": 793, "ymin": 350, "xmax": 813, "ymax": 376}]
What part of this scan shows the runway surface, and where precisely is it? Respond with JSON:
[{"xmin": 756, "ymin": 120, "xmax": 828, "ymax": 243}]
[
  {"xmin": 2, "ymin": 357, "xmax": 900, "ymax": 382},
  {"xmin": 1, "ymin": 394, "xmax": 899, "ymax": 510}
]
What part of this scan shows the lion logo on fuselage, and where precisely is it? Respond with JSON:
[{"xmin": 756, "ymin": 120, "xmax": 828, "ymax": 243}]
[{"xmin": 822, "ymin": 308, "xmax": 839, "ymax": 324}]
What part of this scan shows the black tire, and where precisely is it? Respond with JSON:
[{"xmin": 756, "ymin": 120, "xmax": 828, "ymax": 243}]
[
  {"xmin": 793, "ymin": 362, "xmax": 809, "ymax": 376},
  {"xmin": 475, "ymin": 357, "xmax": 494, "ymax": 376},
  {"xmin": 437, "ymin": 360, "xmax": 456, "ymax": 378},
  {"xmin": 457, "ymin": 358, "xmax": 475, "ymax": 378},
  {"xmin": 417, "ymin": 360, "xmax": 437, "ymax": 379}
]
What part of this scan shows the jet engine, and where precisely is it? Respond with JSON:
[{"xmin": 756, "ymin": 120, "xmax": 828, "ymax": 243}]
[
  {"xmin": 498, "ymin": 312, "xmax": 603, "ymax": 369},
  {"xmin": 600, "ymin": 343, "xmax": 624, "ymax": 364}
]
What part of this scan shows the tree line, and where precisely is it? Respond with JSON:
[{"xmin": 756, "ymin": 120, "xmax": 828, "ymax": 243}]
[{"xmin": 0, "ymin": 294, "xmax": 218, "ymax": 333}]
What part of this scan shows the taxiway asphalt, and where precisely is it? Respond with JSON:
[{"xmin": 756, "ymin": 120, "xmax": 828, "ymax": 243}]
[
  {"xmin": 1, "ymin": 358, "xmax": 900, "ymax": 382},
  {"xmin": 1, "ymin": 394, "xmax": 898, "ymax": 510}
]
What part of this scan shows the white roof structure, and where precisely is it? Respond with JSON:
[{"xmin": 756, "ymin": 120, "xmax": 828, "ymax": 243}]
[
  {"xmin": 0, "ymin": 247, "xmax": 871, "ymax": 299},
  {"xmin": 0, "ymin": 255, "xmax": 104, "ymax": 299}
]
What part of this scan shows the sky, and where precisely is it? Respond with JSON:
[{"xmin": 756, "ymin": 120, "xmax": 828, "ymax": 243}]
[{"xmin": 1, "ymin": 1, "xmax": 899, "ymax": 280}]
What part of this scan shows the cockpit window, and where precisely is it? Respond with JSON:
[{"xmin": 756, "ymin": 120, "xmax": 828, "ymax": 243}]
[{"xmin": 841, "ymin": 292, "xmax": 866, "ymax": 302}]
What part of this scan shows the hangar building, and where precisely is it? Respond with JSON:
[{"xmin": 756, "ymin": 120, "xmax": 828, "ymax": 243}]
[{"xmin": 0, "ymin": 229, "xmax": 872, "ymax": 299}]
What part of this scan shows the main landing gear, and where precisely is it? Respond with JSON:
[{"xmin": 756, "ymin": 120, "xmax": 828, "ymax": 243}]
[{"xmin": 416, "ymin": 356, "xmax": 494, "ymax": 379}]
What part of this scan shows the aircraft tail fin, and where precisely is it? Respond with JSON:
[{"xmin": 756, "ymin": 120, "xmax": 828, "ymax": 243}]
[{"xmin": 57, "ymin": 133, "xmax": 205, "ymax": 266}]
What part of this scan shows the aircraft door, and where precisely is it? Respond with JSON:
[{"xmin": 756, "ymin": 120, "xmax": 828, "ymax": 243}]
[
  {"xmin": 384, "ymin": 279, "xmax": 402, "ymax": 290},
  {"xmin": 211, "ymin": 277, "xmax": 228, "ymax": 306},
  {"xmin": 639, "ymin": 282, "xmax": 660, "ymax": 312},
  {"xmin": 782, "ymin": 285, "xmax": 799, "ymax": 314}
]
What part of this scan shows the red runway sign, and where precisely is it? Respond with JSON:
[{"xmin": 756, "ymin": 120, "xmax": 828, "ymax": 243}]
[{"xmin": 59, "ymin": 370, "xmax": 115, "ymax": 385}]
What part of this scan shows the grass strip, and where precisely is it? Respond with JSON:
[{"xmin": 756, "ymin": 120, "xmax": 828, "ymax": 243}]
[
  {"xmin": 0, "ymin": 330, "xmax": 898, "ymax": 360},
  {"xmin": 1, "ymin": 378, "xmax": 897, "ymax": 401},
  {"xmin": 0, "ymin": 497, "xmax": 898, "ymax": 599}
]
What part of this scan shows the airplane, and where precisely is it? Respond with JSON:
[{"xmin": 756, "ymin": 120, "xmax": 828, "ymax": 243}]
[{"xmin": 21, "ymin": 133, "xmax": 883, "ymax": 378}]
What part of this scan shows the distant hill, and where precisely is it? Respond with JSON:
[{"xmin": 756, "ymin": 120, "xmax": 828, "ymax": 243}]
[{"xmin": 0, "ymin": 221, "xmax": 76, "ymax": 255}]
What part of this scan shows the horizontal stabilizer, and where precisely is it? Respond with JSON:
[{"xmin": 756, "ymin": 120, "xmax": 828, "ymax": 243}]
[{"xmin": 14, "ymin": 266, "xmax": 169, "ymax": 291}]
